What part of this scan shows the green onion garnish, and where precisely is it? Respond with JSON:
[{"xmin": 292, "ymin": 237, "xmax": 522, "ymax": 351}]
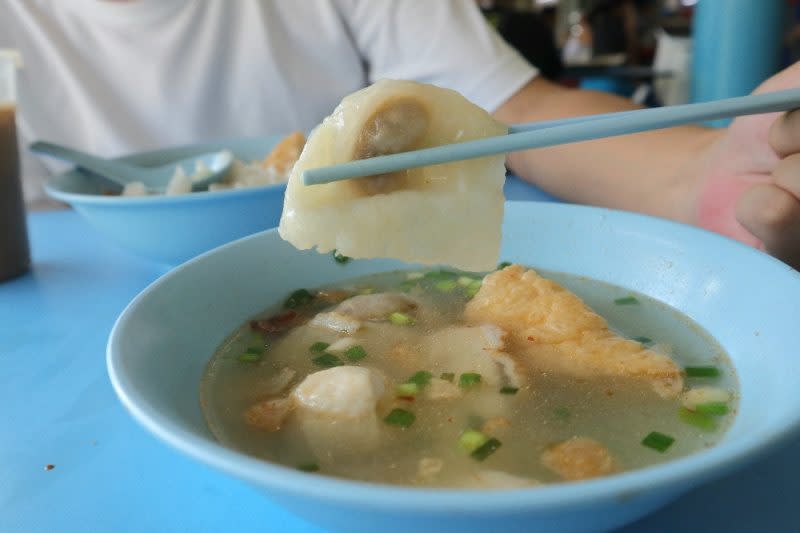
[
  {"xmin": 465, "ymin": 279, "xmax": 482, "ymax": 298},
  {"xmin": 471, "ymin": 438, "xmax": 502, "ymax": 461},
  {"xmin": 309, "ymin": 341, "xmax": 330, "ymax": 353},
  {"xmin": 297, "ymin": 463, "xmax": 319, "ymax": 472},
  {"xmin": 245, "ymin": 346, "xmax": 262, "ymax": 355},
  {"xmin": 497, "ymin": 262, "xmax": 511, "ymax": 270},
  {"xmin": 407, "ymin": 370, "xmax": 433, "ymax": 386},
  {"xmin": 694, "ymin": 401, "xmax": 729, "ymax": 415},
  {"xmin": 332, "ymin": 249, "xmax": 350, "ymax": 264},
  {"xmin": 424, "ymin": 270, "xmax": 458, "ymax": 281},
  {"xmin": 641, "ymin": 431, "xmax": 675, "ymax": 452},
  {"xmin": 395, "ymin": 382, "xmax": 420, "ymax": 396},
  {"xmin": 434, "ymin": 279, "xmax": 458, "ymax": 293},
  {"xmin": 389, "ymin": 312, "xmax": 414, "ymax": 326},
  {"xmin": 632, "ymin": 336, "xmax": 652, "ymax": 344},
  {"xmin": 384, "ymin": 408, "xmax": 415, "ymax": 428},
  {"xmin": 553, "ymin": 407, "xmax": 571, "ymax": 421},
  {"xmin": 284, "ymin": 288, "xmax": 314, "ymax": 308},
  {"xmin": 679, "ymin": 407, "xmax": 717, "ymax": 430},
  {"xmin": 459, "ymin": 373, "xmax": 482, "ymax": 389},
  {"xmin": 458, "ymin": 429, "xmax": 489, "ymax": 453},
  {"xmin": 457, "ymin": 276, "xmax": 475, "ymax": 287},
  {"xmin": 614, "ymin": 296, "xmax": 639, "ymax": 305},
  {"xmin": 684, "ymin": 366, "xmax": 720, "ymax": 378},
  {"xmin": 312, "ymin": 353, "xmax": 343, "ymax": 368},
  {"xmin": 499, "ymin": 386, "xmax": 518, "ymax": 395},
  {"xmin": 238, "ymin": 352, "xmax": 262, "ymax": 363},
  {"xmin": 440, "ymin": 372, "xmax": 455, "ymax": 382},
  {"xmin": 344, "ymin": 345, "xmax": 367, "ymax": 361}
]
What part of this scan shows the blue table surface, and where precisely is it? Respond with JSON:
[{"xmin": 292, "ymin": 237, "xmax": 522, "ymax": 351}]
[{"xmin": 2, "ymin": 178, "xmax": 798, "ymax": 533}]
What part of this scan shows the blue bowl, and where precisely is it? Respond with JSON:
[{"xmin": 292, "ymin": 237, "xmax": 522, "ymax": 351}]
[
  {"xmin": 44, "ymin": 136, "xmax": 287, "ymax": 265},
  {"xmin": 107, "ymin": 202, "xmax": 800, "ymax": 532}
]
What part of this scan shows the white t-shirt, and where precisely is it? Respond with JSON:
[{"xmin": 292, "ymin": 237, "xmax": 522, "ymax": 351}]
[{"xmin": 0, "ymin": 0, "xmax": 536, "ymax": 206}]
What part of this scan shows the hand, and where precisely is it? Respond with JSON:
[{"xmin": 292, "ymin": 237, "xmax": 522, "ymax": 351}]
[{"xmin": 696, "ymin": 61, "xmax": 800, "ymax": 269}]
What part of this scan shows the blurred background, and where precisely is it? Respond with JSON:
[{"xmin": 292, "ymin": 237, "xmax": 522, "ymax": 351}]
[{"xmin": 478, "ymin": 0, "xmax": 800, "ymax": 108}]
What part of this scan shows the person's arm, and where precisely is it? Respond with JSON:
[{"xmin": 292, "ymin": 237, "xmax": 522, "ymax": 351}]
[
  {"xmin": 495, "ymin": 66, "xmax": 800, "ymax": 270},
  {"xmin": 492, "ymin": 76, "xmax": 721, "ymax": 225}
]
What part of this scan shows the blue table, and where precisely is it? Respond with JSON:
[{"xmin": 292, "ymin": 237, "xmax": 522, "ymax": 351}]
[{"xmin": 2, "ymin": 179, "xmax": 798, "ymax": 532}]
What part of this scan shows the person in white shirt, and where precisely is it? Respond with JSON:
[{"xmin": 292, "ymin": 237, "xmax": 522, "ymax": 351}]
[{"xmin": 2, "ymin": 0, "xmax": 800, "ymax": 270}]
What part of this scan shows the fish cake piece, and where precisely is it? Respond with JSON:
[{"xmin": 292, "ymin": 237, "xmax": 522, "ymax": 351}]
[
  {"xmin": 541, "ymin": 437, "xmax": 616, "ymax": 481},
  {"xmin": 261, "ymin": 131, "xmax": 306, "ymax": 175},
  {"xmin": 464, "ymin": 265, "xmax": 683, "ymax": 398}
]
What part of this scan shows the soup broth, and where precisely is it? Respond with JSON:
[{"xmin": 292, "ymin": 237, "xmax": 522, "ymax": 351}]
[{"xmin": 201, "ymin": 267, "xmax": 737, "ymax": 488}]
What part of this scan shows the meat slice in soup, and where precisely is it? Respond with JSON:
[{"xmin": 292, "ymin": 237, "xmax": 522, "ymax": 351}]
[
  {"xmin": 416, "ymin": 324, "xmax": 525, "ymax": 388},
  {"xmin": 465, "ymin": 265, "xmax": 683, "ymax": 398},
  {"xmin": 335, "ymin": 292, "xmax": 418, "ymax": 321},
  {"xmin": 291, "ymin": 366, "xmax": 388, "ymax": 458}
]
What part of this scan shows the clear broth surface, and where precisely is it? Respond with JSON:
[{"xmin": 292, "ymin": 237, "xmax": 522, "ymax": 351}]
[{"xmin": 201, "ymin": 268, "xmax": 737, "ymax": 487}]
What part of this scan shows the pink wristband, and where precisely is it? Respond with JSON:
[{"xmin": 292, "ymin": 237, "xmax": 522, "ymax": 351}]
[{"xmin": 696, "ymin": 174, "xmax": 763, "ymax": 249}]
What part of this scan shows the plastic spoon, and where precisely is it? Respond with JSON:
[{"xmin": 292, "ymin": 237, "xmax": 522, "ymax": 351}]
[{"xmin": 30, "ymin": 141, "xmax": 233, "ymax": 194}]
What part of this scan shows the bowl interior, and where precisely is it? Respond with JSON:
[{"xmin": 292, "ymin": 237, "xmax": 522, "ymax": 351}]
[
  {"xmin": 45, "ymin": 136, "xmax": 284, "ymax": 198},
  {"xmin": 108, "ymin": 201, "xmax": 800, "ymax": 527}
]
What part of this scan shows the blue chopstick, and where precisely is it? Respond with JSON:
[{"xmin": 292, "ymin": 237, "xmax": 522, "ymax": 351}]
[{"xmin": 303, "ymin": 88, "xmax": 800, "ymax": 186}]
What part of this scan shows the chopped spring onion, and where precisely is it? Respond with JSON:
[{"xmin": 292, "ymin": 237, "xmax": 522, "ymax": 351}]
[
  {"xmin": 614, "ymin": 296, "xmax": 639, "ymax": 305},
  {"xmin": 407, "ymin": 370, "xmax": 433, "ymax": 386},
  {"xmin": 458, "ymin": 429, "xmax": 489, "ymax": 453},
  {"xmin": 457, "ymin": 276, "xmax": 475, "ymax": 287},
  {"xmin": 440, "ymin": 372, "xmax": 455, "ymax": 382},
  {"xmin": 497, "ymin": 261, "xmax": 511, "ymax": 270},
  {"xmin": 312, "ymin": 353, "xmax": 343, "ymax": 368},
  {"xmin": 499, "ymin": 386, "xmax": 519, "ymax": 395},
  {"xmin": 459, "ymin": 373, "xmax": 482, "ymax": 389},
  {"xmin": 297, "ymin": 463, "xmax": 320, "ymax": 473},
  {"xmin": 679, "ymin": 407, "xmax": 717, "ymax": 430},
  {"xmin": 332, "ymin": 249, "xmax": 351, "ymax": 264},
  {"xmin": 641, "ymin": 431, "xmax": 675, "ymax": 452},
  {"xmin": 471, "ymin": 438, "xmax": 502, "ymax": 461},
  {"xmin": 309, "ymin": 341, "xmax": 330, "ymax": 353},
  {"xmin": 384, "ymin": 408, "xmax": 416, "ymax": 428},
  {"xmin": 553, "ymin": 407, "xmax": 571, "ymax": 421},
  {"xmin": 395, "ymin": 382, "xmax": 420, "ymax": 396},
  {"xmin": 632, "ymin": 336, "xmax": 653, "ymax": 344},
  {"xmin": 389, "ymin": 312, "xmax": 414, "ymax": 326},
  {"xmin": 695, "ymin": 401, "xmax": 729, "ymax": 416},
  {"xmin": 284, "ymin": 288, "xmax": 314, "ymax": 309},
  {"xmin": 406, "ymin": 272, "xmax": 424, "ymax": 280},
  {"xmin": 238, "ymin": 352, "xmax": 262, "ymax": 363},
  {"xmin": 684, "ymin": 366, "xmax": 720, "ymax": 378},
  {"xmin": 434, "ymin": 279, "xmax": 458, "ymax": 293},
  {"xmin": 464, "ymin": 279, "xmax": 483, "ymax": 298},
  {"xmin": 424, "ymin": 270, "xmax": 458, "ymax": 281},
  {"xmin": 344, "ymin": 345, "xmax": 367, "ymax": 361}
]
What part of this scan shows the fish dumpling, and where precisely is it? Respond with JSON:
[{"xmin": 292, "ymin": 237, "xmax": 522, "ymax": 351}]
[{"xmin": 278, "ymin": 79, "xmax": 508, "ymax": 272}]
